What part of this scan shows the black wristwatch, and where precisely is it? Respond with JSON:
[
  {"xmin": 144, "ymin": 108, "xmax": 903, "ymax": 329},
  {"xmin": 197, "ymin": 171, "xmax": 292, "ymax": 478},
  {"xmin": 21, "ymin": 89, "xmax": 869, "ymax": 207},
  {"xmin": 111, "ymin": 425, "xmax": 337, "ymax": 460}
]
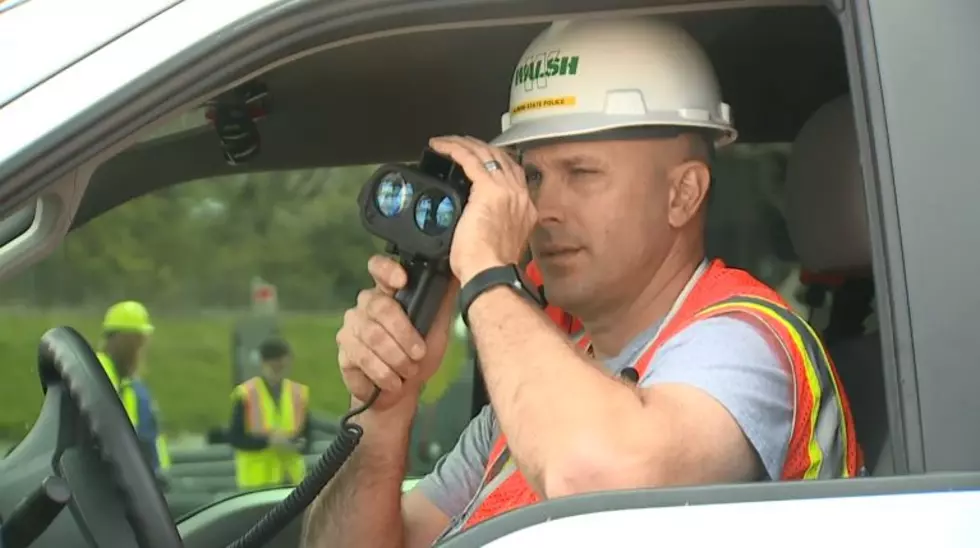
[{"xmin": 459, "ymin": 264, "xmax": 545, "ymax": 328}]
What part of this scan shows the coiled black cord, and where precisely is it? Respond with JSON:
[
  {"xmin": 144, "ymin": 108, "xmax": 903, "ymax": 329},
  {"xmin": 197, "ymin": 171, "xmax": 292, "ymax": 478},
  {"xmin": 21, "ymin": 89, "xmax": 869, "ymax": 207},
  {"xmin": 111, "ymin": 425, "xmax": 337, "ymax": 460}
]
[{"xmin": 225, "ymin": 386, "xmax": 381, "ymax": 548}]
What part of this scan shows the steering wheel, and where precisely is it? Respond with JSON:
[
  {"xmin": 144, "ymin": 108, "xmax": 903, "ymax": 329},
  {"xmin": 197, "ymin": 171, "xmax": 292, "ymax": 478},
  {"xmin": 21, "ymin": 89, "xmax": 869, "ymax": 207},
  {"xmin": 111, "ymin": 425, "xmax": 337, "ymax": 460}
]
[{"xmin": 35, "ymin": 326, "xmax": 181, "ymax": 548}]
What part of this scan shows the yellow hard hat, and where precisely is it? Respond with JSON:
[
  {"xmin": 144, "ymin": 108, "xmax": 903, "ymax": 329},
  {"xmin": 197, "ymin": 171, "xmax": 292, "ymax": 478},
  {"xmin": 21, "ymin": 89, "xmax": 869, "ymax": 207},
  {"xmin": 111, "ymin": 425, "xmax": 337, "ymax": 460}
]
[{"xmin": 102, "ymin": 301, "xmax": 155, "ymax": 334}]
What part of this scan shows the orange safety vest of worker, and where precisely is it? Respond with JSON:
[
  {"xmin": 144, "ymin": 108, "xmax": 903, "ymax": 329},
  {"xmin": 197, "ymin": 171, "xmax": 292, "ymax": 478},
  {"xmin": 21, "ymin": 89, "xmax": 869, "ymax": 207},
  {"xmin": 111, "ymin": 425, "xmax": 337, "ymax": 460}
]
[{"xmin": 461, "ymin": 258, "xmax": 864, "ymax": 531}]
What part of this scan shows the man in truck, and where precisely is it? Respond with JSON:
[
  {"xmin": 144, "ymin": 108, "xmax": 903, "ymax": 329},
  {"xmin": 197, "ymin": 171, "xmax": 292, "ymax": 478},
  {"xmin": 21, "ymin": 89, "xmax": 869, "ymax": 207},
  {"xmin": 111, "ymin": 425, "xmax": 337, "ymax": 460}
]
[{"xmin": 303, "ymin": 16, "xmax": 863, "ymax": 547}]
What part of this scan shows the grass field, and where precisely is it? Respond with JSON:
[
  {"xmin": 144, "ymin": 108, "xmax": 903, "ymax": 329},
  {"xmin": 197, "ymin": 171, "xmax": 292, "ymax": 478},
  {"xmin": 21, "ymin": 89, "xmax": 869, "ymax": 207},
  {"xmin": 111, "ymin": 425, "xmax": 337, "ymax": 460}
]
[{"xmin": 0, "ymin": 308, "xmax": 467, "ymax": 439}]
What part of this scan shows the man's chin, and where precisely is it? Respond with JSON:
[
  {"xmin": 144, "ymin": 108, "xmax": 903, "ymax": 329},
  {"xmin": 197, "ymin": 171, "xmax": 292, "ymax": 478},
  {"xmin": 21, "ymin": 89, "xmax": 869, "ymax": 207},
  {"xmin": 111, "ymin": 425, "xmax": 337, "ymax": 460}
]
[{"xmin": 539, "ymin": 279, "xmax": 588, "ymax": 311}]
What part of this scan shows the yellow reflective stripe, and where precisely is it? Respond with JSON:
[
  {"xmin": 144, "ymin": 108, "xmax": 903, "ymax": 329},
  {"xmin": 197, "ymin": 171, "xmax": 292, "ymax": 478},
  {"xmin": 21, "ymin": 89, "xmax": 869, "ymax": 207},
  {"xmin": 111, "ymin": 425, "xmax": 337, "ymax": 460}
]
[
  {"xmin": 289, "ymin": 383, "xmax": 306, "ymax": 435},
  {"xmin": 290, "ymin": 382, "xmax": 298, "ymax": 424},
  {"xmin": 280, "ymin": 381, "xmax": 294, "ymax": 434},
  {"xmin": 254, "ymin": 378, "xmax": 282, "ymax": 432},
  {"xmin": 698, "ymin": 300, "xmax": 825, "ymax": 479},
  {"xmin": 119, "ymin": 381, "xmax": 140, "ymax": 426},
  {"xmin": 260, "ymin": 383, "xmax": 276, "ymax": 433},
  {"xmin": 260, "ymin": 380, "xmax": 281, "ymax": 432},
  {"xmin": 791, "ymin": 304, "xmax": 851, "ymax": 477},
  {"xmin": 243, "ymin": 382, "xmax": 255, "ymax": 431},
  {"xmin": 156, "ymin": 435, "xmax": 171, "ymax": 470},
  {"xmin": 720, "ymin": 294, "xmax": 852, "ymax": 478},
  {"xmin": 243, "ymin": 380, "xmax": 269, "ymax": 434},
  {"xmin": 97, "ymin": 352, "xmax": 121, "ymax": 390}
]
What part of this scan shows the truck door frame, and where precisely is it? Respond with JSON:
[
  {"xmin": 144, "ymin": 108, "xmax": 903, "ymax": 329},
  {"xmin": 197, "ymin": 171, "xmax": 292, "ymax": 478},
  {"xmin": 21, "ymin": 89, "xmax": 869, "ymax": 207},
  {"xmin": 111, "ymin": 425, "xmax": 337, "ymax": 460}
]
[{"xmin": 844, "ymin": 0, "xmax": 980, "ymax": 474}]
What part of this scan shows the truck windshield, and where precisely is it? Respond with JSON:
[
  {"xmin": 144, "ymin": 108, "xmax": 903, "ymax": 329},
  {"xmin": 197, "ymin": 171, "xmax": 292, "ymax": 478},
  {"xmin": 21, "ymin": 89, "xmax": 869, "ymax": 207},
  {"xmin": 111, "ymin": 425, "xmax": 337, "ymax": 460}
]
[{"xmin": 0, "ymin": 0, "xmax": 180, "ymax": 107}]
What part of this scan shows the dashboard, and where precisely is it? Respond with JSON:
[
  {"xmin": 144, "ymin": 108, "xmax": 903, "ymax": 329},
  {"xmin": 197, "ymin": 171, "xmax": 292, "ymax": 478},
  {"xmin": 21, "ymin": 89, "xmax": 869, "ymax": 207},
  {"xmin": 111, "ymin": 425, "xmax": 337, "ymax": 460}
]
[{"xmin": 437, "ymin": 476, "xmax": 980, "ymax": 547}]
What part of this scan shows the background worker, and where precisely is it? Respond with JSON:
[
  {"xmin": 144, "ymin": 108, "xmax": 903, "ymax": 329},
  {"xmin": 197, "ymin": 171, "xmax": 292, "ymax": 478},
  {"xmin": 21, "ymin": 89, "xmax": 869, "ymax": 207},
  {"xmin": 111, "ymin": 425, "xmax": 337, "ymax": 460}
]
[
  {"xmin": 129, "ymin": 361, "xmax": 172, "ymax": 474},
  {"xmin": 228, "ymin": 337, "xmax": 312, "ymax": 490},
  {"xmin": 96, "ymin": 300, "xmax": 170, "ymax": 484}
]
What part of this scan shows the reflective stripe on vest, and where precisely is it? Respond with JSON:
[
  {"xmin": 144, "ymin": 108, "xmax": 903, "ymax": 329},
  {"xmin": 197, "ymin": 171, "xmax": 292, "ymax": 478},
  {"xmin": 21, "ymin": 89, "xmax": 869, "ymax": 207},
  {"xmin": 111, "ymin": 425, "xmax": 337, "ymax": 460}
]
[
  {"xmin": 457, "ymin": 259, "xmax": 863, "ymax": 532},
  {"xmin": 156, "ymin": 434, "xmax": 172, "ymax": 470},
  {"xmin": 697, "ymin": 295, "xmax": 858, "ymax": 479},
  {"xmin": 242, "ymin": 379, "xmax": 274, "ymax": 435}
]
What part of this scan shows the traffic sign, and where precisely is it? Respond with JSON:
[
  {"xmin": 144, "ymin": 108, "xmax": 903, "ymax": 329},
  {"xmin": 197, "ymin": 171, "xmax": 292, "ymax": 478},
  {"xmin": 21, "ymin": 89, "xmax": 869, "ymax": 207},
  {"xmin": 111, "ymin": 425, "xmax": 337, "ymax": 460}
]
[
  {"xmin": 250, "ymin": 278, "xmax": 278, "ymax": 314},
  {"xmin": 253, "ymin": 285, "xmax": 275, "ymax": 302}
]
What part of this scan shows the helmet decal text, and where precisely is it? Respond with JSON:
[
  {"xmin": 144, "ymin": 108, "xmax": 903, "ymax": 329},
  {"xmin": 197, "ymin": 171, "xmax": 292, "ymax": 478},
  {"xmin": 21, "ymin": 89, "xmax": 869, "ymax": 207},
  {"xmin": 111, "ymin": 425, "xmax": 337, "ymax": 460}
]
[
  {"xmin": 513, "ymin": 51, "xmax": 580, "ymax": 91},
  {"xmin": 510, "ymin": 96, "xmax": 577, "ymax": 116}
]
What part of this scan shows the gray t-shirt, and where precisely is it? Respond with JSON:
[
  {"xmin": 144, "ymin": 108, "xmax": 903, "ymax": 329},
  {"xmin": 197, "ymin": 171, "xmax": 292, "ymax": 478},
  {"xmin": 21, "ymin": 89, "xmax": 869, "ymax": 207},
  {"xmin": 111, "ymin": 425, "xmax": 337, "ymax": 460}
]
[{"xmin": 416, "ymin": 313, "xmax": 794, "ymax": 523}]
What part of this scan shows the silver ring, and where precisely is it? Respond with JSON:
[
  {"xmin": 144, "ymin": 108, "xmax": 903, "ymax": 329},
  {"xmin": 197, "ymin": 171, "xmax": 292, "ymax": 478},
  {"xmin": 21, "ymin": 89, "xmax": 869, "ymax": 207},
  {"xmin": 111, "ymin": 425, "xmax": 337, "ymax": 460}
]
[{"xmin": 483, "ymin": 160, "xmax": 503, "ymax": 174}]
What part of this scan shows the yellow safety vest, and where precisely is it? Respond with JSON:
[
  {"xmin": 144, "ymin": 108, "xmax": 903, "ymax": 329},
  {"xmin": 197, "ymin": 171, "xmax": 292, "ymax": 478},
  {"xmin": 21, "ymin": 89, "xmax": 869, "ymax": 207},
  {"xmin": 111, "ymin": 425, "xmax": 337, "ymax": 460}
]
[
  {"xmin": 156, "ymin": 434, "xmax": 171, "ymax": 470},
  {"xmin": 97, "ymin": 352, "xmax": 139, "ymax": 426},
  {"xmin": 96, "ymin": 352, "xmax": 171, "ymax": 471},
  {"xmin": 232, "ymin": 376, "xmax": 309, "ymax": 489}
]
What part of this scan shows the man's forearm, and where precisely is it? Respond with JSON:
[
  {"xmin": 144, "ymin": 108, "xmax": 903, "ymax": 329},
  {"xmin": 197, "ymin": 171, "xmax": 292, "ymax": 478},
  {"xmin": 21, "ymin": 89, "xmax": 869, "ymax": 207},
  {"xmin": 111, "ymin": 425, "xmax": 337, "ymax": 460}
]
[
  {"xmin": 468, "ymin": 287, "xmax": 642, "ymax": 493},
  {"xmin": 301, "ymin": 402, "xmax": 415, "ymax": 548}
]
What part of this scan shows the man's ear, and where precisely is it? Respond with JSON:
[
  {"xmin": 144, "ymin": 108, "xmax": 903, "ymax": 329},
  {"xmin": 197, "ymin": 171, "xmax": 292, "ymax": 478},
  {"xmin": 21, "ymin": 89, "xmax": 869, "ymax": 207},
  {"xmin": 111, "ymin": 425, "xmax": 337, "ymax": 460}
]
[{"xmin": 666, "ymin": 161, "xmax": 711, "ymax": 228}]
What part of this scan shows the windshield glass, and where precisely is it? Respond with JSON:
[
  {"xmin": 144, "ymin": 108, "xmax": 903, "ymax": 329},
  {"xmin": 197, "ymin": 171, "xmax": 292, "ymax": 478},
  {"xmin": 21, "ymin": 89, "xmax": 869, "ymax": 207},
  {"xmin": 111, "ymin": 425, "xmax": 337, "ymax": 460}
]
[
  {"xmin": 0, "ymin": 0, "xmax": 179, "ymax": 106},
  {"xmin": 0, "ymin": 142, "xmax": 801, "ymax": 518}
]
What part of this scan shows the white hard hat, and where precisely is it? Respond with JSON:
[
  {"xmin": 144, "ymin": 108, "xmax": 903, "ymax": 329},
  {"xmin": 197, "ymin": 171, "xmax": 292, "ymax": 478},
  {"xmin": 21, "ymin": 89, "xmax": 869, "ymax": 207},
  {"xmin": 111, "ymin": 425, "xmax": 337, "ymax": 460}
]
[{"xmin": 492, "ymin": 17, "xmax": 736, "ymax": 149}]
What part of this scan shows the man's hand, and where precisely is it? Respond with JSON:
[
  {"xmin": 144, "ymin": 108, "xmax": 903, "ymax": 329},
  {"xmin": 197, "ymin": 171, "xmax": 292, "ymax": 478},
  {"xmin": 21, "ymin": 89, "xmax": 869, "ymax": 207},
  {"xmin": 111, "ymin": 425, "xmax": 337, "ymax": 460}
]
[
  {"xmin": 429, "ymin": 136, "xmax": 537, "ymax": 285},
  {"xmin": 293, "ymin": 436, "xmax": 309, "ymax": 452},
  {"xmin": 335, "ymin": 255, "xmax": 460, "ymax": 412},
  {"xmin": 268, "ymin": 431, "xmax": 294, "ymax": 450}
]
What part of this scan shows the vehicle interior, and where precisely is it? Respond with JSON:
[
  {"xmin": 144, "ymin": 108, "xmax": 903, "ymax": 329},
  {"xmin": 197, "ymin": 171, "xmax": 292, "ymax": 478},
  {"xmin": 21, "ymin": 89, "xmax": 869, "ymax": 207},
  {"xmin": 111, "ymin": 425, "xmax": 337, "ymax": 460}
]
[{"xmin": 1, "ymin": 0, "xmax": 967, "ymax": 547}]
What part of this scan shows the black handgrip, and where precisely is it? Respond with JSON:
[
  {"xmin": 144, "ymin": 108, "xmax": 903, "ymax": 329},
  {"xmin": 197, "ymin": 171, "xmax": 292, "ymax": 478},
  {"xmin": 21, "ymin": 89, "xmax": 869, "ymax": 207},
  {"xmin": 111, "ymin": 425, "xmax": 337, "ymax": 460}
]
[
  {"xmin": 394, "ymin": 259, "xmax": 451, "ymax": 337},
  {"xmin": 0, "ymin": 476, "xmax": 71, "ymax": 548}
]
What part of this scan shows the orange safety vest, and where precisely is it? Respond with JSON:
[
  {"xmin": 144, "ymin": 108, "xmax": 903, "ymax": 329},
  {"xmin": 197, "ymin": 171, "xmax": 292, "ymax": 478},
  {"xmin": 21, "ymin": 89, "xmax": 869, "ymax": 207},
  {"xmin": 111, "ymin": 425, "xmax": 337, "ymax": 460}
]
[
  {"xmin": 526, "ymin": 259, "xmax": 584, "ymax": 335},
  {"xmin": 461, "ymin": 258, "xmax": 864, "ymax": 531}
]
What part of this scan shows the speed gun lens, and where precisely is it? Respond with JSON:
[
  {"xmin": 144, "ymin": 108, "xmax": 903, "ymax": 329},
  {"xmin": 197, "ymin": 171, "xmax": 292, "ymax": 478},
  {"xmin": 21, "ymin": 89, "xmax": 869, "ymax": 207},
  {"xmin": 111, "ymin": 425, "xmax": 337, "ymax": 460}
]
[
  {"xmin": 375, "ymin": 173, "xmax": 414, "ymax": 217},
  {"xmin": 414, "ymin": 195, "xmax": 456, "ymax": 235}
]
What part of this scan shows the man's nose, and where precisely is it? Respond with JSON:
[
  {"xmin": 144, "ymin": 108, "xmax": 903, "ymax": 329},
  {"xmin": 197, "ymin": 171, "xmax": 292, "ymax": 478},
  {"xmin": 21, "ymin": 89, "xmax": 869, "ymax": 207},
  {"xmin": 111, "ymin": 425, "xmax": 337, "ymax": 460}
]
[{"xmin": 532, "ymin": 178, "xmax": 568, "ymax": 225}]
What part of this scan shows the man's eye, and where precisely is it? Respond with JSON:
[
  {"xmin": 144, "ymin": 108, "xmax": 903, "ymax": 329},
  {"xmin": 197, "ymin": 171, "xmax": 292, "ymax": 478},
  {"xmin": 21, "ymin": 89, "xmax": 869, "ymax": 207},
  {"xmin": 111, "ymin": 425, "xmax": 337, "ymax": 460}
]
[{"xmin": 525, "ymin": 171, "xmax": 543, "ymax": 186}]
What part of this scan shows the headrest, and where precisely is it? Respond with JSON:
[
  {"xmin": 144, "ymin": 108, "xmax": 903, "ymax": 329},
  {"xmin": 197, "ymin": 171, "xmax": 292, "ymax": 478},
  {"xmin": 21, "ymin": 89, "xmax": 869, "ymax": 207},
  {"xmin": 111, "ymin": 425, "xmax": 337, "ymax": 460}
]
[{"xmin": 785, "ymin": 95, "xmax": 871, "ymax": 273}]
